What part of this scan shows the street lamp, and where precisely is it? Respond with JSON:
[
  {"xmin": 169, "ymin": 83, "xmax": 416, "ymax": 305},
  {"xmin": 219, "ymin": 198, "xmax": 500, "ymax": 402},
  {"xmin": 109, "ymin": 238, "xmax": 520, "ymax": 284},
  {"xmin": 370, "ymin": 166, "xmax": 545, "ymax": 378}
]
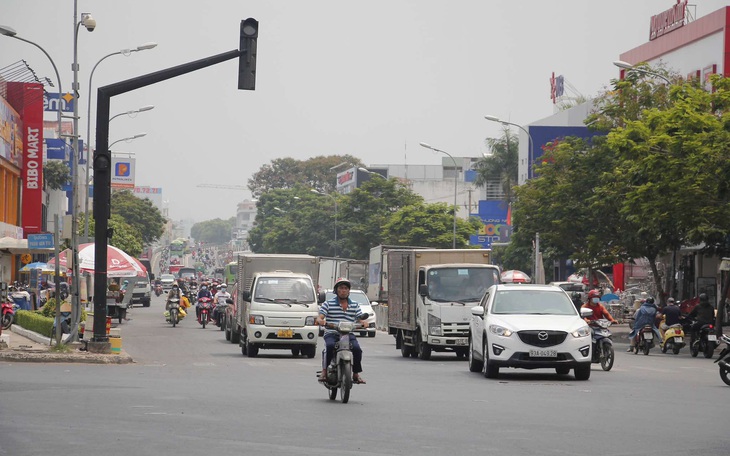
[
  {"xmin": 109, "ymin": 133, "xmax": 147, "ymax": 149},
  {"xmin": 418, "ymin": 143, "xmax": 458, "ymax": 249},
  {"xmin": 613, "ymin": 60, "xmax": 672, "ymax": 84},
  {"xmin": 83, "ymin": 43, "xmax": 157, "ymax": 238},
  {"xmin": 484, "ymin": 115, "xmax": 535, "ymax": 180},
  {"xmin": 109, "ymin": 105, "xmax": 155, "ymax": 122},
  {"xmin": 311, "ymin": 189, "xmax": 338, "ymax": 257}
]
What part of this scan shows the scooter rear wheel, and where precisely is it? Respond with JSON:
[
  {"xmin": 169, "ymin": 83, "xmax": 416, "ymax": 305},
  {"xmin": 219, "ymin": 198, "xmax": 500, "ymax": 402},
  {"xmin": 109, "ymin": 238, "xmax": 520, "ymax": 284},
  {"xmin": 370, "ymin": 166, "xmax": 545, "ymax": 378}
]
[
  {"xmin": 704, "ymin": 341, "xmax": 715, "ymax": 359},
  {"xmin": 328, "ymin": 387, "xmax": 337, "ymax": 400},
  {"xmin": 1, "ymin": 314, "xmax": 12, "ymax": 330},
  {"xmin": 720, "ymin": 364, "xmax": 730, "ymax": 386}
]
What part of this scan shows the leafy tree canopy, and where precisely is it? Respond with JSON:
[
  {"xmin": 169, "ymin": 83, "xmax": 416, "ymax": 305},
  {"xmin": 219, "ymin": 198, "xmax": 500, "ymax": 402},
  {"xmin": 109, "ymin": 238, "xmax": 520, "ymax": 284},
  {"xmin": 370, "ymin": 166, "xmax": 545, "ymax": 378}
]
[
  {"xmin": 191, "ymin": 217, "xmax": 236, "ymax": 245},
  {"xmin": 110, "ymin": 190, "xmax": 165, "ymax": 245},
  {"xmin": 77, "ymin": 213, "xmax": 143, "ymax": 258}
]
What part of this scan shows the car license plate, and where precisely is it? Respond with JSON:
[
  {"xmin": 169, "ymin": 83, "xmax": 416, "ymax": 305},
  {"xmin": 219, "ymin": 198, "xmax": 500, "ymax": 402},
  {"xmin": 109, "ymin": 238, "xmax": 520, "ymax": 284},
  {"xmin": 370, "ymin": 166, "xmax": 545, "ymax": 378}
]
[
  {"xmin": 708, "ymin": 334, "xmax": 717, "ymax": 342},
  {"xmin": 644, "ymin": 333, "xmax": 653, "ymax": 340},
  {"xmin": 277, "ymin": 329, "xmax": 293, "ymax": 338},
  {"xmin": 529, "ymin": 349, "xmax": 557, "ymax": 358},
  {"xmin": 674, "ymin": 337, "xmax": 683, "ymax": 343}
]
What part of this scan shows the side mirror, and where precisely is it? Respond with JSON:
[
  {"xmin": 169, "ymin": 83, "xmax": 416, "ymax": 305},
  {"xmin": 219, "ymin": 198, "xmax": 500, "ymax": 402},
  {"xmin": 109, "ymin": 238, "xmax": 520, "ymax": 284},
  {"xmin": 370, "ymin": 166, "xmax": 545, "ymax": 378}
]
[
  {"xmin": 580, "ymin": 307, "xmax": 593, "ymax": 318},
  {"xmin": 471, "ymin": 306, "xmax": 485, "ymax": 317},
  {"xmin": 419, "ymin": 284, "xmax": 429, "ymax": 297},
  {"xmin": 242, "ymin": 291, "xmax": 251, "ymax": 302},
  {"xmin": 317, "ymin": 292, "xmax": 326, "ymax": 304},
  {"xmin": 370, "ymin": 301, "xmax": 379, "ymax": 306}
]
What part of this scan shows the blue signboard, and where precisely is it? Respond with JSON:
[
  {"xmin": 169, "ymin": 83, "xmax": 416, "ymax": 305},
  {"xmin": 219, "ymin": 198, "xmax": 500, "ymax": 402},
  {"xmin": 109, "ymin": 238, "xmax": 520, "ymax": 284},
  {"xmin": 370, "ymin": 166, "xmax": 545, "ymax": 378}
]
[
  {"xmin": 27, "ymin": 233, "xmax": 54, "ymax": 249},
  {"xmin": 46, "ymin": 138, "xmax": 68, "ymax": 160},
  {"xmin": 469, "ymin": 200, "xmax": 509, "ymax": 248},
  {"xmin": 44, "ymin": 92, "xmax": 75, "ymax": 113}
]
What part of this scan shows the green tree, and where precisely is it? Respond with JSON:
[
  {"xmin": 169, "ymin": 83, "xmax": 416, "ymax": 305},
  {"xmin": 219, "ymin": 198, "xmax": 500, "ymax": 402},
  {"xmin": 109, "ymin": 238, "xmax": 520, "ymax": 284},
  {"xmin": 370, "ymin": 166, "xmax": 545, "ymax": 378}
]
[
  {"xmin": 191, "ymin": 218, "xmax": 236, "ymax": 245},
  {"xmin": 110, "ymin": 190, "xmax": 165, "ymax": 245},
  {"xmin": 43, "ymin": 160, "xmax": 70, "ymax": 191},
  {"xmin": 381, "ymin": 202, "xmax": 481, "ymax": 248},
  {"xmin": 337, "ymin": 177, "xmax": 423, "ymax": 259},
  {"xmin": 78, "ymin": 213, "xmax": 143, "ymax": 257},
  {"xmin": 247, "ymin": 155, "xmax": 363, "ymax": 198},
  {"xmin": 473, "ymin": 128, "xmax": 519, "ymax": 203}
]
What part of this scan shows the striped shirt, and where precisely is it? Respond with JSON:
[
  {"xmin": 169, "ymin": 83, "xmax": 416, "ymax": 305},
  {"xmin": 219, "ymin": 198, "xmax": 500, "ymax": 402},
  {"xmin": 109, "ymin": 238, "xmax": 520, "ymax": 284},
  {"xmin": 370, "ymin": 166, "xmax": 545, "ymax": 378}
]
[{"xmin": 319, "ymin": 296, "xmax": 363, "ymax": 336}]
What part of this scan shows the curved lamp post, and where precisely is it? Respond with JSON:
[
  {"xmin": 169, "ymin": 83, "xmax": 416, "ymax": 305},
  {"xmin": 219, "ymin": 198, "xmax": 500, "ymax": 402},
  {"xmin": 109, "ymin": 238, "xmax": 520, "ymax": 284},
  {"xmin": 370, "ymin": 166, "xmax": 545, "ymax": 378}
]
[
  {"xmin": 83, "ymin": 43, "xmax": 157, "ymax": 238},
  {"xmin": 417, "ymin": 144, "xmax": 458, "ymax": 249},
  {"xmin": 613, "ymin": 60, "xmax": 671, "ymax": 84},
  {"xmin": 484, "ymin": 115, "xmax": 535, "ymax": 180}
]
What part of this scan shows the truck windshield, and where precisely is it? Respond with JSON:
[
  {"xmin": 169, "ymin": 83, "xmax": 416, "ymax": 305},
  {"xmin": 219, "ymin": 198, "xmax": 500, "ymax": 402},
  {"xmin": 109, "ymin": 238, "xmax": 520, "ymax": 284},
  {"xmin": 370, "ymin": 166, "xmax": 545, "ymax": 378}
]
[
  {"xmin": 254, "ymin": 277, "xmax": 315, "ymax": 303},
  {"xmin": 427, "ymin": 267, "xmax": 500, "ymax": 302}
]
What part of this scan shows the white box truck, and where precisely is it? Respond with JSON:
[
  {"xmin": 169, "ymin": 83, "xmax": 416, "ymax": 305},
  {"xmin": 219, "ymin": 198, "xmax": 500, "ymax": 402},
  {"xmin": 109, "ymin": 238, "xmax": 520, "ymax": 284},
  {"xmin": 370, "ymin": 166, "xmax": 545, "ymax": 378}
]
[
  {"xmin": 233, "ymin": 254, "xmax": 322, "ymax": 358},
  {"xmin": 367, "ymin": 245, "xmax": 427, "ymax": 304},
  {"xmin": 387, "ymin": 249, "xmax": 500, "ymax": 360}
]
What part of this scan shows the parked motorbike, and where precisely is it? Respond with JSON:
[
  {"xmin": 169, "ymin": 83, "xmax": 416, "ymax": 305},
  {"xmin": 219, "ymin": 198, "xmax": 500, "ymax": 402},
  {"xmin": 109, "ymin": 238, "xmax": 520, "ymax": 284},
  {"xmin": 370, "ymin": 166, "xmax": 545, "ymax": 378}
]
[
  {"xmin": 690, "ymin": 322, "xmax": 718, "ymax": 359},
  {"xmin": 165, "ymin": 298, "xmax": 183, "ymax": 327},
  {"xmin": 634, "ymin": 325, "xmax": 656, "ymax": 355},
  {"xmin": 589, "ymin": 319, "xmax": 614, "ymax": 371},
  {"xmin": 317, "ymin": 314, "xmax": 369, "ymax": 404},
  {"xmin": 715, "ymin": 334, "xmax": 730, "ymax": 386},
  {"xmin": 660, "ymin": 323, "xmax": 686, "ymax": 355},
  {"xmin": 2, "ymin": 300, "xmax": 17, "ymax": 330},
  {"xmin": 197, "ymin": 296, "xmax": 213, "ymax": 329}
]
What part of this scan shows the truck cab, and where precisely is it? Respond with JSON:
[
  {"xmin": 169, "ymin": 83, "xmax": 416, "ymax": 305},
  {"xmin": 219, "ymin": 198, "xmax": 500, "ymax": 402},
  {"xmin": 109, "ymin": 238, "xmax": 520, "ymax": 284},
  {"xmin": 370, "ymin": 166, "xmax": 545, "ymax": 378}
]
[{"xmin": 239, "ymin": 271, "xmax": 322, "ymax": 358}]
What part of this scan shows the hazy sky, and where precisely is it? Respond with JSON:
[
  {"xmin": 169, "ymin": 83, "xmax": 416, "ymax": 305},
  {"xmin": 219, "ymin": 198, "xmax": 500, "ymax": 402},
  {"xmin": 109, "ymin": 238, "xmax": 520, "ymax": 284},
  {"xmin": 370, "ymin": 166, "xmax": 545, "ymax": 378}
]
[{"xmin": 2, "ymin": 1, "xmax": 724, "ymax": 222}]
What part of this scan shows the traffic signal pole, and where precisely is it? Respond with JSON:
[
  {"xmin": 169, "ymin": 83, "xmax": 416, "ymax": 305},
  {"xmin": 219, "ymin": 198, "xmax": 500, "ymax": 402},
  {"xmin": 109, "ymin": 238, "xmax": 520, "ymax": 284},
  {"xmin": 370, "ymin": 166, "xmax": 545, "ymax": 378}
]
[{"xmin": 88, "ymin": 20, "xmax": 257, "ymax": 352}]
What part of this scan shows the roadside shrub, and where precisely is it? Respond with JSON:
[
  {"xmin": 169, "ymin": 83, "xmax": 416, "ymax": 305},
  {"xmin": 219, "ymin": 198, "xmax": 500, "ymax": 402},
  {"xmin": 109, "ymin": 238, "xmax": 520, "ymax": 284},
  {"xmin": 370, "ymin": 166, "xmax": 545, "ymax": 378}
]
[{"xmin": 14, "ymin": 310, "xmax": 54, "ymax": 337}]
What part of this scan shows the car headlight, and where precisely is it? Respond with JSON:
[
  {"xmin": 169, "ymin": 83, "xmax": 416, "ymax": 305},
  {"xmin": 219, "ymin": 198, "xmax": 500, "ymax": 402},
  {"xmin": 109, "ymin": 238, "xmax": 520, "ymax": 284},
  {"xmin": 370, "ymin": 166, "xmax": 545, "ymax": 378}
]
[
  {"xmin": 489, "ymin": 325, "xmax": 512, "ymax": 337},
  {"xmin": 249, "ymin": 314, "xmax": 264, "ymax": 325},
  {"xmin": 305, "ymin": 316, "xmax": 315, "ymax": 325},
  {"xmin": 571, "ymin": 326, "xmax": 591, "ymax": 338},
  {"xmin": 428, "ymin": 313, "xmax": 442, "ymax": 336}
]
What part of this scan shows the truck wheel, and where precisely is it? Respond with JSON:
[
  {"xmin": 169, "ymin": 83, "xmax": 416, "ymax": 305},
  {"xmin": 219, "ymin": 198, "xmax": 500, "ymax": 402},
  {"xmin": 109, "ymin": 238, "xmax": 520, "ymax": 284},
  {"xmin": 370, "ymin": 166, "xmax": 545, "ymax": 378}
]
[
  {"xmin": 247, "ymin": 343, "xmax": 258, "ymax": 357},
  {"xmin": 302, "ymin": 345, "xmax": 316, "ymax": 358},
  {"xmin": 368, "ymin": 331, "xmax": 376, "ymax": 338},
  {"xmin": 225, "ymin": 318, "xmax": 232, "ymax": 341},
  {"xmin": 416, "ymin": 331, "xmax": 431, "ymax": 361},
  {"xmin": 291, "ymin": 348, "xmax": 300, "ymax": 357},
  {"xmin": 398, "ymin": 331, "xmax": 412, "ymax": 358}
]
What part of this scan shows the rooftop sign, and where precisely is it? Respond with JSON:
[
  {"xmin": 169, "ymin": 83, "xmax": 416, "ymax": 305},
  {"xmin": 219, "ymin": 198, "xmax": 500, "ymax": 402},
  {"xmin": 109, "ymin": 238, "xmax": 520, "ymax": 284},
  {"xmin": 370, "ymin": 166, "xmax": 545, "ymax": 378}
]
[{"xmin": 649, "ymin": 0, "xmax": 687, "ymax": 41}]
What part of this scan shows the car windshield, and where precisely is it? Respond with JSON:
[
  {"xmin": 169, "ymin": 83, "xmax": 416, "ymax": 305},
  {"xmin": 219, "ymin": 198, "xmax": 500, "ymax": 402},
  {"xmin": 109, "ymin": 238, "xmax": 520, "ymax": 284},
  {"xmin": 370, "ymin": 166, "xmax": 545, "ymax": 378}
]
[
  {"xmin": 161, "ymin": 275, "xmax": 174, "ymax": 280},
  {"xmin": 491, "ymin": 290, "xmax": 577, "ymax": 315},
  {"xmin": 427, "ymin": 267, "xmax": 500, "ymax": 302},
  {"xmin": 325, "ymin": 291, "xmax": 371, "ymax": 306}
]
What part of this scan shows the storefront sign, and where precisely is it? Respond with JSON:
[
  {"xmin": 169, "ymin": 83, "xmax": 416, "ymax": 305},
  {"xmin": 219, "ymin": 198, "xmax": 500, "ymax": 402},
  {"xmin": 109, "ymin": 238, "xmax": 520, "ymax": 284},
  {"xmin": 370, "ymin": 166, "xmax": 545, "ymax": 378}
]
[
  {"xmin": 649, "ymin": 0, "xmax": 687, "ymax": 41},
  {"xmin": 43, "ymin": 92, "xmax": 75, "ymax": 113},
  {"xmin": 111, "ymin": 156, "xmax": 136, "ymax": 188},
  {"xmin": 13, "ymin": 83, "xmax": 45, "ymax": 235}
]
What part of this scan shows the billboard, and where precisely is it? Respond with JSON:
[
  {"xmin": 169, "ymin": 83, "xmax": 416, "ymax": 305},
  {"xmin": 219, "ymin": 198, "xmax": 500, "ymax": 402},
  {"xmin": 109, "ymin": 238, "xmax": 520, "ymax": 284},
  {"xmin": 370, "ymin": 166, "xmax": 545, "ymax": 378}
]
[
  {"xmin": 0, "ymin": 95, "xmax": 23, "ymax": 168},
  {"xmin": 469, "ymin": 200, "xmax": 510, "ymax": 248},
  {"xmin": 111, "ymin": 156, "xmax": 136, "ymax": 189},
  {"xmin": 133, "ymin": 186, "xmax": 163, "ymax": 209},
  {"xmin": 43, "ymin": 92, "xmax": 75, "ymax": 113}
]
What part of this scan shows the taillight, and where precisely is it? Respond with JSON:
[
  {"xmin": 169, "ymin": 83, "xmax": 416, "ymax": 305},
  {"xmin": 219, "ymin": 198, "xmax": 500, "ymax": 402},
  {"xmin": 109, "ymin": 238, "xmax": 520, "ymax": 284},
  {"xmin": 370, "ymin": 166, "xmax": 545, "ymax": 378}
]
[{"xmin": 709, "ymin": 325, "xmax": 714, "ymax": 330}]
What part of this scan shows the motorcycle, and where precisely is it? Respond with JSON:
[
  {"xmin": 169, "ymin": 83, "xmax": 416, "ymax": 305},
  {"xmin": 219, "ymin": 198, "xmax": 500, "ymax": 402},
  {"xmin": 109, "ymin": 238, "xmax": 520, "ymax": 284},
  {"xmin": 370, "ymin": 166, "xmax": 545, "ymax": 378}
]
[
  {"xmin": 2, "ymin": 300, "xmax": 17, "ymax": 330},
  {"xmin": 154, "ymin": 284, "xmax": 163, "ymax": 297},
  {"xmin": 317, "ymin": 314, "xmax": 369, "ymax": 404},
  {"xmin": 589, "ymin": 319, "xmax": 614, "ymax": 371},
  {"xmin": 690, "ymin": 322, "xmax": 718, "ymax": 359},
  {"xmin": 165, "ymin": 298, "xmax": 184, "ymax": 327},
  {"xmin": 214, "ymin": 296, "xmax": 230, "ymax": 331},
  {"xmin": 197, "ymin": 296, "xmax": 212, "ymax": 329},
  {"xmin": 660, "ymin": 323, "xmax": 686, "ymax": 355},
  {"xmin": 634, "ymin": 325, "xmax": 656, "ymax": 355},
  {"xmin": 715, "ymin": 334, "xmax": 730, "ymax": 386}
]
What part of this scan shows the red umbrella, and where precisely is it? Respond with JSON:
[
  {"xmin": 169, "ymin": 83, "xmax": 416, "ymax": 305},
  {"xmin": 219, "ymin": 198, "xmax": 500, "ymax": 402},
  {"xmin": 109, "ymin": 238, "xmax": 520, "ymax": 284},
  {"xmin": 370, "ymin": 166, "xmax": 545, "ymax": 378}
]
[
  {"xmin": 48, "ymin": 243, "xmax": 147, "ymax": 278},
  {"xmin": 500, "ymin": 270, "xmax": 531, "ymax": 283}
]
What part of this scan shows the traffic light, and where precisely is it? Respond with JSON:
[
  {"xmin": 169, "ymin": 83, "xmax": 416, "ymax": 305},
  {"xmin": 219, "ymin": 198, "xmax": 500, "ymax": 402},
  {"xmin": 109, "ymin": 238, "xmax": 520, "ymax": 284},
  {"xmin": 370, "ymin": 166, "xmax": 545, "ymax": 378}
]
[{"xmin": 238, "ymin": 18, "xmax": 258, "ymax": 90}]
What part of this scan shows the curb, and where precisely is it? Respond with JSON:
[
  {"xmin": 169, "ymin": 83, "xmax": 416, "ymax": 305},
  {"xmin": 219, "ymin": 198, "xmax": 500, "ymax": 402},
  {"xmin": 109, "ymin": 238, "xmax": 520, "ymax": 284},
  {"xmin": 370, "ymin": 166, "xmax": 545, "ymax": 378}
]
[{"xmin": 0, "ymin": 325, "xmax": 134, "ymax": 364}]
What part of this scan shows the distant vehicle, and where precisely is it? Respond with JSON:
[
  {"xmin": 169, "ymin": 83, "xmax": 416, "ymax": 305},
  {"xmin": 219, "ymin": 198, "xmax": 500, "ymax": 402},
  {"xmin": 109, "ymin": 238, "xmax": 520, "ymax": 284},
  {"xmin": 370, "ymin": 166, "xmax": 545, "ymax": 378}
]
[
  {"xmin": 177, "ymin": 267, "xmax": 196, "ymax": 281},
  {"xmin": 160, "ymin": 274, "xmax": 176, "ymax": 291},
  {"xmin": 325, "ymin": 289, "xmax": 377, "ymax": 337},
  {"xmin": 138, "ymin": 258, "xmax": 154, "ymax": 280},
  {"xmin": 224, "ymin": 261, "xmax": 237, "ymax": 285},
  {"xmin": 131, "ymin": 279, "xmax": 151, "ymax": 307}
]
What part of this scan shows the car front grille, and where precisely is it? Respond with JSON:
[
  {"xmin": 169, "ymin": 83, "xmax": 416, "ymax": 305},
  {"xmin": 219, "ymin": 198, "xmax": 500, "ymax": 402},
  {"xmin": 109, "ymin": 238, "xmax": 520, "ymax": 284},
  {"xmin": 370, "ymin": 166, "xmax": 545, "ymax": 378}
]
[{"xmin": 517, "ymin": 330, "xmax": 567, "ymax": 347}]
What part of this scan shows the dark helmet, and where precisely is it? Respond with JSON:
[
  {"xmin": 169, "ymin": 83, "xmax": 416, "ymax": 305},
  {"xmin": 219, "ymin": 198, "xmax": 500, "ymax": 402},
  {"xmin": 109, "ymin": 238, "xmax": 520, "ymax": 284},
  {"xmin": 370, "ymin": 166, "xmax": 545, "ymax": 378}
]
[
  {"xmin": 667, "ymin": 297, "xmax": 675, "ymax": 304},
  {"xmin": 333, "ymin": 277, "xmax": 351, "ymax": 290},
  {"xmin": 645, "ymin": 297, "xmax": 655, "ymax": 305},
  {"xmin": 699, "ymin": 293, "xmax": 709, "ymax": 304}
]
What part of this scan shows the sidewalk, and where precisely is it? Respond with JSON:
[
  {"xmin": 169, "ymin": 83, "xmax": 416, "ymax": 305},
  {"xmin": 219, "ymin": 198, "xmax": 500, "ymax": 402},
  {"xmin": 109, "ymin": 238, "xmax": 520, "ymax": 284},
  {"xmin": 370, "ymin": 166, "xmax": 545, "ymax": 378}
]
[{"xmin": 0, "ymin": 325, "xmax": 133, "ymax": 364}]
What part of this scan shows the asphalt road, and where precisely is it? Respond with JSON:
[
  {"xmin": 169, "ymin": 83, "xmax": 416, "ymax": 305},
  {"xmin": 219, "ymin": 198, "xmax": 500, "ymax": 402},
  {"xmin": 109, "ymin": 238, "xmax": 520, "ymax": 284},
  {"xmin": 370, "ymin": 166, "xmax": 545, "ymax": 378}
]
[{"xmin": 1, "ymin": 294, "xmax": 729, "ymax": 456}]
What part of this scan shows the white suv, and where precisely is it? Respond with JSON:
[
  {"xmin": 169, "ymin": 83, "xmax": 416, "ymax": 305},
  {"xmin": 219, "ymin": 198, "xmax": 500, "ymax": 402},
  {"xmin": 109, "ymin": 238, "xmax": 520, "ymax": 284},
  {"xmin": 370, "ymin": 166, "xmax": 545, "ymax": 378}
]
[{"xmin": 468, "ymin": 284, "xmax": 593, "ymax": 380}]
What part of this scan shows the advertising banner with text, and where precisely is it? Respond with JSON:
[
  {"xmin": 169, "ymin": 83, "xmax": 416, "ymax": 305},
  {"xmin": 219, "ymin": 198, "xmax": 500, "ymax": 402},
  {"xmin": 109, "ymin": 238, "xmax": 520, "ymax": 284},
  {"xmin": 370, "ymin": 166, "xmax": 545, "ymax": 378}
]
[{"xmin": 111, "ymin": 156, "xmax": 136, "ymax": 189}]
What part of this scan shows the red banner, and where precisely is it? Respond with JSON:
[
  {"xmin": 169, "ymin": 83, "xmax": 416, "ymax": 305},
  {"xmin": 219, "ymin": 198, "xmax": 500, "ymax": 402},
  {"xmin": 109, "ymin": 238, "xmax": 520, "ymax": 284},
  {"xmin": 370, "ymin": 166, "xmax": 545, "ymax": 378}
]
[{"xmin": 7, "ymin": 82, "xmax": 44, "ymax": 235}]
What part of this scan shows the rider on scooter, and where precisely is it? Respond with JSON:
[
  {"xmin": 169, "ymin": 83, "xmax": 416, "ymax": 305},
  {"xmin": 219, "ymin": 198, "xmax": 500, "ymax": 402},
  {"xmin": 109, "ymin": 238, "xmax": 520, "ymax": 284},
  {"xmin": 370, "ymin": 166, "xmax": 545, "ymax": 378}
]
[
  {"xmin": 687, "ymin": 293, "xmax": 715, "ymax": 346},
  {"xmin": 581, "ymin": 289, "xmax": 617, "ymax": 324},
  {"xmin": 213, "ymin": 284, "xmax": 231, "ymax": 324},
  {"xmin": 658, "ymin": 297, "xmax": 682, "ymax": 338},
  {"xmin": 627, "ymin": 297, "xmax": 662, "ymax": 352},
  {"xmin": 316, "ymin": 277, "xmax": 367, "ymax": 384},
  {"xmin": 196, "ymin": 284, "xmax": 213, "ymax": 320}
]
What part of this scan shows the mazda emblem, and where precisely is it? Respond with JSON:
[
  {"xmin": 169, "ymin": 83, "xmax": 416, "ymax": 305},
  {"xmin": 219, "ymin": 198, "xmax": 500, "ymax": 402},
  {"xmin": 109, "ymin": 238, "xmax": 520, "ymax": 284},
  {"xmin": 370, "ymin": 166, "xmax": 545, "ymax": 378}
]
[{"xmin": 538, "ymin": 331, "xmax": 549, "ymax": 341}]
